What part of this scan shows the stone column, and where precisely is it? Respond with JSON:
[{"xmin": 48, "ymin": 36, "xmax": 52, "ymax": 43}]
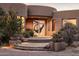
[
  {"xmin": 23, "ymin": 17, "xmax": 27, "ymax": 31},
  {"xmin": 76, "ymin": 18, "xmax": 79, "ymax": 28},
  {"xmin": 55, "ymin": 18, "xmax": 62, "ymax": 32}
]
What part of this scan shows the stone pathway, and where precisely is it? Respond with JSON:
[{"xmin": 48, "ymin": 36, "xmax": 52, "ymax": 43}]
[{"xmin": 0, "ymin": 47, "xmax": 79, "ymax": 56}]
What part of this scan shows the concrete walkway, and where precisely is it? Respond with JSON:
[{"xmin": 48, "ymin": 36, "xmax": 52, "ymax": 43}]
[{"xmin": 0, "ymin": 47, "xmax": 79, "ymax": 56}]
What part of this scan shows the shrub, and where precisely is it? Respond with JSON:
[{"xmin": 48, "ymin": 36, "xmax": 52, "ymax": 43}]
[
  {"xmin": 2, "ymin": 34, "xmax": 10, "ymax": 46},
  {"xmin": 63, "ymin": 23, "xmax": 79, "ymax": 45},
  {"xmin": 0, "ymin": 8, "xmax": 22, "ymax": 46},
  {"xmin": 52, "ymin": 23, "xmax": 79, "ymax": 46},
  {"xmin": 33, "ymin": 35, "xmax": 38, "ymax": 37},
  {"xmin": 0, "ymin": 30, "xmax": 5, "ymax": 45},
  {"xmin": 0, "ymin": 30, "xmax": 10, "ymax": 46},
  {"xmin": 23, "ymin": 29, "xmax": 34, "ymax": 38},
  {"xmin": 52, "ymin": 33, "xmax": 64, "ymax": 42}
]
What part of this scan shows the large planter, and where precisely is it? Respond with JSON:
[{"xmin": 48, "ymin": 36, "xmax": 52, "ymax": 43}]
[
  {"xmin": 54, "ymin": 42, "xmax": 66, "ymax": 52},
  {"xmin": 44, "ymin": 41, "xmax": 66, "ymax": 51}
]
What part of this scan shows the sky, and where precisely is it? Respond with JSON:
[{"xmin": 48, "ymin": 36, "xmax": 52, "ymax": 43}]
[{"xmin": 27, "ymin": 3, "xmax": 79, "ymax": 11}]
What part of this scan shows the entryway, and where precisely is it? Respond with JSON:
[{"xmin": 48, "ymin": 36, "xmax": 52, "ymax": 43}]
[
  {"xmin": 26, "ymin": 16, "xmax": 53, "ymax": 37},
  {"xmin": 33, "ymin": 20, "xmax": 45, "ymax": 37}
]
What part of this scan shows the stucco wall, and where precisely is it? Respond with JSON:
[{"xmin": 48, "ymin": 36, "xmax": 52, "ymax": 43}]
[
  {"xmin": 53, "ymin": 10, "xmax": 79, "ymax": 19},
  {"xmin": 53, "ymin": 10, "xmax": 79, "ymax": 32},
  {"xmin": 0, "ymin": 3, "xmax": 27, "ymax": 17},
  {"xmin": 28, "ymin": 5, "xmax": 57, "ymax": 17},
  {"xmin": 55, "ymin": 18, "xmax": 62, "ymax": 32},
  {"xmin": 26, "ymin": 20, "xmax": 33, "ymax": 29}
]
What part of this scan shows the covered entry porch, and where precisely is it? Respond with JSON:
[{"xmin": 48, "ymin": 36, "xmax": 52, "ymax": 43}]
[{"xmin": 25, "ymin": 16, "xmax": 55, "ymax": 37}]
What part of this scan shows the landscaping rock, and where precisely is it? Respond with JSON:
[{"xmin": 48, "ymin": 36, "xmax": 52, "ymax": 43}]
[
  {"xmin": 72, "ymin": 47, "xmax": 79, "ymax": 53},
  {"xmin": 9, "ymin": 40, "xmax": 16, "ymax": 46},
  {"xmin": 44, "ymin": 42, "xmax": 66, "ymax": 51},
  {"xmin": 16, "ymin": 40, "xmax": 22, "ymax": 44},
  {"xmin": 9, "ymin": 40, "xmax": 22, "ymax": 46},
  {"xmin": 54, "ymin": 42, "xmax": 66, "ymax": 52},
  {"xmin": 71, "ymin": 41, "xmax": 79, "ymax": 48},
  {"xmin": 21, "ymin": 37, "xmax": 28, "ymax": 42},
  {"xmin": 44, "ymin": 42, "xmax": 54, "ymax": 50}
]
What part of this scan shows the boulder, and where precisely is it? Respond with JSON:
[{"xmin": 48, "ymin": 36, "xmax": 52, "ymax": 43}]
[
  {"xmin": 71, "ymin": 41, "xmax": 79, "ymax": 48},
  {"xmin": 72, "ymin": 47, "xmax": 79, "ymax": 53},
  {"xmin": 44, "ymin": 42, "xmax": 54, "ymax": 51},
  {"xmin": 21, "ymin": 37, "xmax": 28, "ymax": 42},
  {"xmin": 44, "ymin": 41, "xmax": 66, "ymax": 51},
  {"xmin": 9, "ymin": 39, "xmax": 22, "ymax": 46},
  {"xmin": 9, "ymin": 40, "xmax": 16, "ymax": 46}
]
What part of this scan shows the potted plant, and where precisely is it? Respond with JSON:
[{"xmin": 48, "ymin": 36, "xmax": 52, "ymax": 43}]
[{"xmin": 52, "ymin": 33, "xmax": 66, "ymax": 51}]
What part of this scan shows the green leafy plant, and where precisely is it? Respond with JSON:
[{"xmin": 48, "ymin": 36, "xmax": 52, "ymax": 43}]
[
  {"xmin": 0, "ymin": 8, "xmax": 22, "ymax": 46},
  {"xmin": 52, "ymin": 32, "xmax": 64, "ymax": 42},
  {"xmin": 23, "ymin": 29, "xmax": 34, "ymax": 38},
  {"xmin": 6, "ymin": 9, "xmax": 22, "ymax": 36}
]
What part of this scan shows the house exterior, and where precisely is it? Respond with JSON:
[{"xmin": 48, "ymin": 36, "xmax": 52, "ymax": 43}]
[{"xmin": 0, "ymin": 3, "xmax": 79, "ymax": 37}]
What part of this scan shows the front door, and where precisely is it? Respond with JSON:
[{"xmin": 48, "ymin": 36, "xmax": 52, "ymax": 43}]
[{"xmin": 33, "ymin": 20, "xmax": 45, "ymax": 37}]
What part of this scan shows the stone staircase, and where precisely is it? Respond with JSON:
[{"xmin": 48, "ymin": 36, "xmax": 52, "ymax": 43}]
[{"xmin": 14, "ymin": 37, "xmax": 52, "ymax": 51}]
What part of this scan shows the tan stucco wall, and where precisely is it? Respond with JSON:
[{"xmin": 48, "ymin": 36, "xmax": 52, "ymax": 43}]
[
  {"xmin": 26, "ymin": 20, "xmax": 33, "ymax": 30},
  {"xmin": 55, "ymin": 19, "xmax": 62, "ymax": 32}
]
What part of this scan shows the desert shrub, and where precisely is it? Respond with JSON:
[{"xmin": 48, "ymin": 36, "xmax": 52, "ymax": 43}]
[
  {"xmin": 52, "ymin": 23, "xmax": 79, "ymax": 46},
  {"xmin": 52, "ymin": 33, "xmax": 64, "ymax": 42},
  {"xmin": 63, "ymin": 23, "xmax": 79, "ymax": 45},
  {"xmin": 23, "ymin": 29, "xmax": 34, "ymax": 38},
  {"xmin": 0, "ymin": 30, "xmax": 5, "ymax": 45},
  {"xmin": 0, "ymin": 8, "xmax": 22, "ymax": 46},
  {"xmin": 2, "ymin": 34, "xmax": 10, "ymax": 46},
  {"xmin": 0, "ymin": 30, "xmax": 10, "ymax": 46},
  {"xmin": 33, "ymin": 35, "xmax": 38, "ymax": 37}
]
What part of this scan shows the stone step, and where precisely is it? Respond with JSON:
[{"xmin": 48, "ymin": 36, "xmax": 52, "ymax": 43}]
[
  {"xmin": 14, "ymin": 42, "xmax": 50, "ymax": 51},
  {"xmin": 14, "ymin": 37, "xmax": 52, "ymax": 51},
  {"xmin": 22, "ymin": 37, "xmax": 52, "ymax": 43},
  {"xmin": 14, "ymin": 46, "xmax": 50, "ymax": 51},
  {"xmin": 16, "ymin": 42, "xmax": 49, "ymax": 47}
]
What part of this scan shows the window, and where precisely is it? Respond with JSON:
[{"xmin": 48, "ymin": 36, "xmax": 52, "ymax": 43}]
[{"xmin": 63, "ymin": 19, "xmax": 76, "ymax": 26}]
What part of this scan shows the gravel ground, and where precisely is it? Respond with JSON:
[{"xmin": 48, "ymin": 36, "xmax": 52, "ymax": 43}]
[{"xmin": 0, "ymin": 47, "xmax": 79, "ymax": 56}]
